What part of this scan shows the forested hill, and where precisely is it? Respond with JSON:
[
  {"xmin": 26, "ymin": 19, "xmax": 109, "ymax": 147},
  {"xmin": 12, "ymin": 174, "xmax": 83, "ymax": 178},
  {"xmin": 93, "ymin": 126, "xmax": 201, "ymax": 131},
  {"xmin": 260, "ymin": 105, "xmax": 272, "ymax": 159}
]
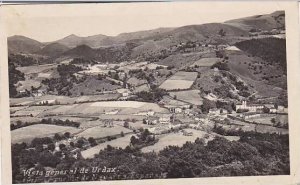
[{"xmin": 235, "ymin": 38, "xmax": 287, "ymax": 74}]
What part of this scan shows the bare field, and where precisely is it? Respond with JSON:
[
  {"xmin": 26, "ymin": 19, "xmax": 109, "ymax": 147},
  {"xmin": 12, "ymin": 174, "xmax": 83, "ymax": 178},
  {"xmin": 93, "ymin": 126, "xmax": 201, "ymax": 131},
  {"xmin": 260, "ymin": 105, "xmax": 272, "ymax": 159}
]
[{"xmin": 11, "ymin": 124, "xmax": 81, "ymax": 144}]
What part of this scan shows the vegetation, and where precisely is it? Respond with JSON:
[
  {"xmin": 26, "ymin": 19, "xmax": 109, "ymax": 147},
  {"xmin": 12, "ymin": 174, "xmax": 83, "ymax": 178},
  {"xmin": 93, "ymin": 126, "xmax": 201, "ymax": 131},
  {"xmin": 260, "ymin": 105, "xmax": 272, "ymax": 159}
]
[
  {"xmin": 136, "ymin": 88, "xmax": 168, "ymax": 102},
  {"xmin": 42, "ymin": 64, "xmax": 83, "ymax": 95},
  {"xmin": 11, "ymin": 131, "xmax": 289, "ymax": 183},
  {"xmin": 8, "ymin": 62, "xmax": 25, "ymax": 98},
  {"xmin": 10, "ymin": 118, "xmax": 80, "ymax": 130},
  {"xmin": 236, "ymin": 38, "xmax": 287, "ymax": 75}
]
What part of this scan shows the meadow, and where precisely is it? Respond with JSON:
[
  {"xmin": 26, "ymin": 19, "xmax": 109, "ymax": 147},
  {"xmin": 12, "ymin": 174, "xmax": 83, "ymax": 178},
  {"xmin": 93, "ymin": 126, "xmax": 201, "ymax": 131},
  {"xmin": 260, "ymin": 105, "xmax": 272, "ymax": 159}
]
[
  {"xmin": 11, "ymin": 124, "xmax": 81, "ymax": 144},
  {"xmin": 159, "ymin": 71, "xmax": 197, "ymax": 91},
  {"xmin": 81, "ymin": 134, "xmax": 134, "ymax": 159},
  {"xmin": 169, "ymin": 89, "xmax": 203, "ymax": 105}
]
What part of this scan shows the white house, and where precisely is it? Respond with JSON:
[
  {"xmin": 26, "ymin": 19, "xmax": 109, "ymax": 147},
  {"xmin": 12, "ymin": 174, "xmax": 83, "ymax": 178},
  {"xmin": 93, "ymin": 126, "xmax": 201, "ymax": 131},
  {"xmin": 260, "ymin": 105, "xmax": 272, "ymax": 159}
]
[
  {"xmin": 236, "ymin": 101, "xmax": 263, "ymax": 112},
  {"xmin": 116, "ymin": 88, "xmax": 131, "ymax": 97},
  {"xmin": 269, "ymin": 108, "xmax": 277, "ymax": 113},
  {"xmin": 159, "ymin": 114, "xmax": 172, "ymax": 124},
  {"xmin": 209, "ymin": 108, "xmax": 221, "ymax": 115}
]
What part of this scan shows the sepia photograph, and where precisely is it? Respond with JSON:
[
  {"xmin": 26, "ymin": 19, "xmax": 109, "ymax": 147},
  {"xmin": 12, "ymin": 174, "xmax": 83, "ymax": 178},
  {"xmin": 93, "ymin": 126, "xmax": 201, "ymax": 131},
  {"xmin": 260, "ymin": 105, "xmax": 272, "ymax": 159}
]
[{"xmin": 0, "ymin": 1, "xmax": 300, "ymax": 185}]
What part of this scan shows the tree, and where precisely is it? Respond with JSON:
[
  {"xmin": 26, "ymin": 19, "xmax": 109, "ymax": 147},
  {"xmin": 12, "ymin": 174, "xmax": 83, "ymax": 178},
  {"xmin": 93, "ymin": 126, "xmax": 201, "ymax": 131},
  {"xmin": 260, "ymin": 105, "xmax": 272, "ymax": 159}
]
[
  {"xmin": 271, "ymin": 118, "xmax": 276, "ymax": 124},
  {"xmin": 218, "ymin": 29, "xmax": 226, "ymax": 37},
  {"xmin": 59, "ymin": 144, "xmax": 66, "ymax": 150},
  {"xmin": 64, "ymin": 132, "xmax": 71, "ymax": 138},
  {"xmin": 88, "ymin": 137, "xmax": 97, "ymax": 147},
  {"xmin": 263, "ymin": 107, "xmax": 270, "ymax": 113},
  {"xmin": 143, "ymin": 119, "xmax": 147, "ymax": 124},
  {"xmin": 124, "ymin": 121, "xmax": 129, "ymax": 128}
]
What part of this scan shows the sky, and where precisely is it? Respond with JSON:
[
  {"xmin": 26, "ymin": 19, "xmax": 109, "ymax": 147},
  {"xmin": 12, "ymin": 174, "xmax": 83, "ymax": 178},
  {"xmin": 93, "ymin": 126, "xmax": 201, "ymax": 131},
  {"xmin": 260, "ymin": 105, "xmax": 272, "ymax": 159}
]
[{"xmin": 2, "ymin": 1, "xmax": 284, "ymax": 42}]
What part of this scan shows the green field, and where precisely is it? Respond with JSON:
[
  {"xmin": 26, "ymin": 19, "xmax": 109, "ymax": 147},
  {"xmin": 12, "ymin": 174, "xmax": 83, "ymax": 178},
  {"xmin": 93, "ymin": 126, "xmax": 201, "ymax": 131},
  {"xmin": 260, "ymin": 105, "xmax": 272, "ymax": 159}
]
[
  {"xmin": 169, "ymin": 90, "xmax": 203, "ymax": 105},
  {"xmin": 76, "ymin": 125, "xmax": 132, "ymax": 139},
  {"xmin": 81, "ymin": 134, "xmax": 134, "ymax": 159},
  {"xmin": 11, "ymin": 124, "xmax": 81, "ymax": 144},
  {"xmin": 141, "ymin": 129, "xmax": 210, "ymax": 153}
]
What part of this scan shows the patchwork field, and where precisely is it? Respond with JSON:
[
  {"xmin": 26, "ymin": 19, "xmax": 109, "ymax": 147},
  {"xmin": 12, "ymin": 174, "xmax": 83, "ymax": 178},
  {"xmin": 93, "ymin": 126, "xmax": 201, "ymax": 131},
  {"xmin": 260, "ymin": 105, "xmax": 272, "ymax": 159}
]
[
  {"xmin": 81, "ymin": 134, "xmax": 134, "ymax": 159},
  {"xmin": 11, "ymin": 124, "xmax": 81, "ymax": 144},
  {"xmin": 159, "ymin": 71, "xmax": 197, "ymax": 91},
  {"xmin": 169, "ymin": 90, "xmax": 203, "ymax": 105}
]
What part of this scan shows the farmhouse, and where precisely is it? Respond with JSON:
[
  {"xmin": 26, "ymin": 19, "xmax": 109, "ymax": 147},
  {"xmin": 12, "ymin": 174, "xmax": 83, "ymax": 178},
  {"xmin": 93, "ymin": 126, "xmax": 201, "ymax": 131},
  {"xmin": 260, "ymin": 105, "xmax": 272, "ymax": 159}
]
[
  {"xmin": 146, "ymin": 116, "xmax": 159, "ymax": 125},
  {"xmin": 116, "ymin": 88, "xmax": 131, "ymax": 97},
  {"xmin": 159, "ymin": 114, "xmax": 172, "ymax": 124},
  {"xmin": 240, "ymin": 112, "xmax": 261, "ymax": 120},
  {"xmin": 209, "ymin": 108, "xmax": 221, "ymax": 115},
  {"xmin": 182, "ymin": 130, "xmax": 193, "ymax": 136},
  {"xmin": 169, "ymin": 107, "xmax": 183, "ymax": 113},
  {"xmin": 269, "ymin": 108, "xmax": 277, "ymax": 113},
  {"xmin": 105, "ymin": 109, "xmax": 119, "ymax": 115},
  {"xmin": 134, "ymin": 110, "xmax": 155, "ymax": 116}
]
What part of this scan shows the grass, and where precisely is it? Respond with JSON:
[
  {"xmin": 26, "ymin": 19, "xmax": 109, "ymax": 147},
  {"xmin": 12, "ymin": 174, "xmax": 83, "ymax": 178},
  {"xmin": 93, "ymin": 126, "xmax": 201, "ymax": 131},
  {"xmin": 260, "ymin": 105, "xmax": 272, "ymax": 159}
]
[
  {"xmin": 11, "ymin": 124, "xmax": 81, "ymax": 144},
  {"xmin": 141, "ymin": 129, "xmax": 209, "ymax": 153},
  {"xmin": 81, "ymin": 134, "xmax": 134, "ymax": 159},
  {"xmin": 76, "ymin": 125, "xmax": 131, "ymax": 139},
  {"xmin": 159, "ymin": 71, "xmax": 197, "ymax": 91},
  {"xmin": 190, "ymin": 58, "xmax": 221, "ymax": 67},
  {"xmin": 169, "ymin": 90, "xmax": 203, "ymax": 105}
]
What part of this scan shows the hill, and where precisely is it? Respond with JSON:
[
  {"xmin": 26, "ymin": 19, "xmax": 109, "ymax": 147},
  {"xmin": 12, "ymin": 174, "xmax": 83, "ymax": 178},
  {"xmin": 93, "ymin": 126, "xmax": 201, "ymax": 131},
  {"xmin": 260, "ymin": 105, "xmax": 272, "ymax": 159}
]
[
  {"xmin": 36, "ymin": 42, "xmax": 69, "ymax": 57},
  {"xmin": 54, "ymin": 34, "xmax": 113, "ymax": 48},
  {"xmin": 225, "ymin": 11, "xmax": 285, "ymax": 31},
  {"xmin": 8, "ymin": 35, "xmax": 44, "ymax": 54}
]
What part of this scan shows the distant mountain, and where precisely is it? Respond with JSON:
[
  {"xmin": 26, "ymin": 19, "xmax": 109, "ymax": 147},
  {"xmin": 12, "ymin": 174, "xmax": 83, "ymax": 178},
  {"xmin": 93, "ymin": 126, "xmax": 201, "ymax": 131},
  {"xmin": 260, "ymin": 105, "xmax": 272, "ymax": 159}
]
[
  {"xmin": 54, "ymin": 34, "xmax": 112, "ymax": 48},
  {"xmin": 62, "ymin": 44, "xmax": 98, "ymax": 59},
  {"xmin": 225, "ymin": 11, "xmax": 285, "ymax": 31},
  {"xmin": 61, "ymin": 43, "xmax": 136, "ymax": 63},
  {"xmin": 36, "ymin": 42, "xmax": 69, "ymax": 57},
  {"xmin": 8, "ymin": 35, "xmax": 44, "ymax": 54},
  {"xmin": 53, "ymin": 28, "xmax": 174, "ymax": 48}
]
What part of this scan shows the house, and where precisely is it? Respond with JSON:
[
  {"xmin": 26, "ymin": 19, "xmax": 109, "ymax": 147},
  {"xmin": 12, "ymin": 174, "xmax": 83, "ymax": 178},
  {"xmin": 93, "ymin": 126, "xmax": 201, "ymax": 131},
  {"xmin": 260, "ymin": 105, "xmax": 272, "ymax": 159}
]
[
  {"xmin": 105, "ymin": 109, "xmax": 119, "ymax": 115},
  {"xmin": 159, "ymin": 114, "xmax": 172, "ymax": 124},
  {"xmin": 209, "ymin": 108, "xmax": 221, "ymax": 115},
  {"xmin": 182, "ymin": 130, "xmax": 193, "ymax": 136},
  {"xmin": 146, "ymin": 116, "xmax": 159, "ymax": 125},
  {"xmin": 242, "ymin": 112, "xmax": 261, "ymax": 120},
  {"xmin": 118, "ymin": 72, "xmax": 126, "ymax": 80},
  {"xmin": 135, "ymin": 110, "xmax": 154, "ymax": 116},
  {"xmin": 116, "ymin": 88, "xmax": 131, "ymax": 97},
  {"xmin": 169, "ymin": 107, "xmax": 183, "ymax": 113},
  {"xmin": 236, "ymin": 101, "xmax": 263, "ymax": 112},
  {"xmin": 277, "ymin": 106, "xmax": 285, "ymax": 112},
  {"xmin": 269, "ymin": 108, "xmax": 277, "ymax": 113}
]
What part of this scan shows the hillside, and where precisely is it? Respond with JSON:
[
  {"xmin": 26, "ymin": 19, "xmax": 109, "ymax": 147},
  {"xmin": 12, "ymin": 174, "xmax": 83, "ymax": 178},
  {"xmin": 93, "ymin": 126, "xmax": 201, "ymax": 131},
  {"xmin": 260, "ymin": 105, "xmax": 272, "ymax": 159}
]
[
  {"xmin": 36, "ymin": 42, "xmax": 70, "ymax": 57},
  {"xmin": 225, "ymin": 11, "xmax": 285, "ymax": 31},
  {"xmin": 8, "ymin": 35, "xmax": 44, "ymax": 54},
  {"xmin": 61, "ymin": 43, "xmax": 137, "ymax": 63}
]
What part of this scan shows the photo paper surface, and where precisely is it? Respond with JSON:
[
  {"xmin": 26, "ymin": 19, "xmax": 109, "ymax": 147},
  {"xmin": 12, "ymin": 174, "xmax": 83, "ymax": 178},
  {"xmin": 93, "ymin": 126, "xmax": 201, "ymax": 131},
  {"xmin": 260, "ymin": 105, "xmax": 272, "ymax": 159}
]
[{"xmin": 0, "ymin": 2, "xmax": 299, "ymax": 185}]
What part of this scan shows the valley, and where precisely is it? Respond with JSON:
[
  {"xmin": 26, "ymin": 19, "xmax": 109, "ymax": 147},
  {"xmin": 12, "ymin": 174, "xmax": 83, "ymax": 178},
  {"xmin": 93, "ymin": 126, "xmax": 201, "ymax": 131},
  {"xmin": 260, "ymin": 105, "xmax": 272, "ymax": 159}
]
[{"xmin": 8, "ymin": 10, "xmax": 289, "ymax": 182}]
